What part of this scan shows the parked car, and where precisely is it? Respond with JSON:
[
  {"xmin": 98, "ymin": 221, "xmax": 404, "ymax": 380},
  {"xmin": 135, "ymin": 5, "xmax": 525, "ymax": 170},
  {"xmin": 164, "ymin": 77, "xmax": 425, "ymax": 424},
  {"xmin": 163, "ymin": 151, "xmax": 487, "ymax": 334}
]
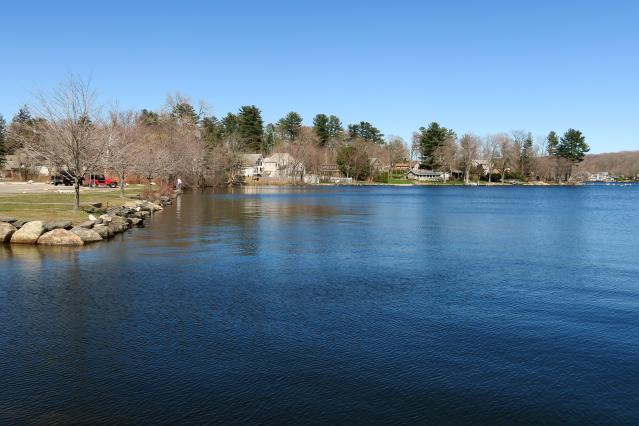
[
  {"xmin": 86, "ymin": 173, "xmax": 118, "ymax": 188},
  {"xmin": 51, "ymin": 171, "xmax": 83, "ymax": 186}
]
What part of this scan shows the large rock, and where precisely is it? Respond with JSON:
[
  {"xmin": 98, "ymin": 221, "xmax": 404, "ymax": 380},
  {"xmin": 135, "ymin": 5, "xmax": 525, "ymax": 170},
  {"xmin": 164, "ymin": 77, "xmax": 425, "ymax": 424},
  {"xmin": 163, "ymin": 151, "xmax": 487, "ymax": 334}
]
[
  {"xmin": 108, "ymin": 216, "xmax": 129, "ymax": 234},
  {"xmin": 10, "ymin": 221, "xmax": 45, "ymax": 244},
  {"xmin": 12, "ymin": 220, "xmax": 26, "ymax": 229},
  {"xmin": 132, "ymin": 211, "xmax": 151, "ymax": 219},
  {"xmin": 78, "ymin": 220, "xmax": 96, "ymax": 229},
  {"xmin": 37, "ymin": 229, "xmax": 84, "ymax": 246},
  {"xmin": 70, "ymin": 227, "xmax": 103, "ymax": 243},
  {"xmin": 100, "ymin": 214, "xmax": 112, "ymax": 223},
  {"xmin": 129, "ymin": 217, "xmax": 144, "ymax": 227},
  {"xmin": 45, "ymin": 220, "xmax": 73, "ymax": 231},
  {"xmin": 0, "ymin": 216, "xmax": 17, "ymax": 223},
  {"xmin": 93, "ymin": 224, "xmax": 112, "ymax": 239},
  {"xmin": 0, "ymin": 222, "xmax": 18, "ymax": 242}
]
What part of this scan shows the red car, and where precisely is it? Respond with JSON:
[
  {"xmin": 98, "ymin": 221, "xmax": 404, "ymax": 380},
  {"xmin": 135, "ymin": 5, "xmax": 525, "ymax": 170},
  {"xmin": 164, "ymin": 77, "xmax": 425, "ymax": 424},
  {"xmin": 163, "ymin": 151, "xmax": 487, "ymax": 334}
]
[{"xmin": 86, "ymin": 173, "xmax": 118, "ymax": 188}]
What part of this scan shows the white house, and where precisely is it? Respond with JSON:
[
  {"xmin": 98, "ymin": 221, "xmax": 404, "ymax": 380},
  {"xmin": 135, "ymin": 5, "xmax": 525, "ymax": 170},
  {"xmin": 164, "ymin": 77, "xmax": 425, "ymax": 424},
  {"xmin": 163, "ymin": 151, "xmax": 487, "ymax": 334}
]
[
  {"xmin": 241, "ymin": 154, "xmax": 263, "ymax": 177},
  {"xmin": 262, "ymin": 153, "xmax": 301, "ymax": 178}
]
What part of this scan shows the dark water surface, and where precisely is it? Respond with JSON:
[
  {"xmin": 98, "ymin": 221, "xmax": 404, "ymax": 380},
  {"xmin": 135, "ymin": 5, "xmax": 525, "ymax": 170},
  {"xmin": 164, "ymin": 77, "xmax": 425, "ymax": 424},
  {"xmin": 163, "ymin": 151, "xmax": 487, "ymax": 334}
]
[{"xmin": 1, "ymin": 186, "xmax": 638, "ymax": 425}]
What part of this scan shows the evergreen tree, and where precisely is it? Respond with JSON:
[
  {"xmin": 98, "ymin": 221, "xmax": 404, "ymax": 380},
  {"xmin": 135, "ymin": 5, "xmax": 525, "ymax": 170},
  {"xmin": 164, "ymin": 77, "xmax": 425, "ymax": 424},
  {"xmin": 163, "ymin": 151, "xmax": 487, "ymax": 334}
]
[
  {"xmin": 221, "ymin": 112, "xmax": 238, "ymax": 136},
  {"xmin": 417, "ymin": 122, "xmax": 456, "ymax": 169},
  {"xmin": 546, "ymin": 131, "xmax": 559, "ymax": 156},
  {"xmin": 237, "ymin": 105, "xmax": 264, "ymax": 152},
  {"xmin": 264, "ymin": 123, "xmax": 276, "ymax": 154},
  {"xmin": 0, "ymin": 115, "xmax": 6, "ymax": 166},
  {"xmin": 520, "ymin": 132, "xmax": 534, "ymax": 176},
  {"xmin": 8, "ymin": 106, "xmax": 35, "ymax": 153},
  {"xmin": 172, "ymin": 102, "xmax": 199, "ymax": 125},
  {"xmin": 557, "ymin": 129, "xmax": 589, "ymax": 163},
  {"xmin": 139, "ymin": 109, "xmax": 159, "ymax": 126},
  {"xmin": 336, "ymin": 144, "xmax": 370, "ymax": 180},
  {"xmin": 327, "ymin": 115, "xmax": 343, "ymax": 141},
  {"xmin": 201, "ymin": 116, "xmax": 223, "ymax": 146},
  {"xmin": 313, "ymin": 114, "xmax": 330, "ymax": 146},
  {"xmin": 348, "ymin": 121, "xmax": 383, "ymax": 143},
  {"xmin": 277, "ymin": 111, "xmax": 303, "ymax": 141}
]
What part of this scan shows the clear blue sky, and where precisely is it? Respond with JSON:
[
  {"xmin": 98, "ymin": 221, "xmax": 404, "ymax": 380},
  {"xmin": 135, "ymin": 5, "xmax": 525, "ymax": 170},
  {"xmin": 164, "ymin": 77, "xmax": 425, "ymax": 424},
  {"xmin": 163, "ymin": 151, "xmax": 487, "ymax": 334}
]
[{"xmin": 1, "ymin": 0, "xmax": 637, "ymax": 153}]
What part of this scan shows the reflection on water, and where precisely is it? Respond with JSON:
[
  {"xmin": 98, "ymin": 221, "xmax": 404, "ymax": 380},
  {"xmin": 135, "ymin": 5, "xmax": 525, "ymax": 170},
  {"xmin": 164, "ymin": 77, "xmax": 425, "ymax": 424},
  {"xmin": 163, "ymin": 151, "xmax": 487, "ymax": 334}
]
[{"xmin": 1, "ymin": 186, "xmax": 639, "ymax": 424}]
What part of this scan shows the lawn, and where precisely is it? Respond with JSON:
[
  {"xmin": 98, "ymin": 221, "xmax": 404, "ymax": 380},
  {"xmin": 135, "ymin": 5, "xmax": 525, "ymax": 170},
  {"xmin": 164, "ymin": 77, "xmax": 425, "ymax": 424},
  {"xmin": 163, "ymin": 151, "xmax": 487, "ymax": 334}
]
[{"xmin": 0, "ymin": 185, "xmax": 145, "ymax": 224}]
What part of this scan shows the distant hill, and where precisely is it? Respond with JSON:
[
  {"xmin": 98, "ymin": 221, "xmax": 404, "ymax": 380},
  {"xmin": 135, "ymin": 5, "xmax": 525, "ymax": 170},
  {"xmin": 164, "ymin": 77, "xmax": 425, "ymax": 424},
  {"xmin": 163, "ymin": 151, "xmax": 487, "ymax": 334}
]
[{"xmin": 580, "ymin": 151, "xmax": 639, "ymax": 177}]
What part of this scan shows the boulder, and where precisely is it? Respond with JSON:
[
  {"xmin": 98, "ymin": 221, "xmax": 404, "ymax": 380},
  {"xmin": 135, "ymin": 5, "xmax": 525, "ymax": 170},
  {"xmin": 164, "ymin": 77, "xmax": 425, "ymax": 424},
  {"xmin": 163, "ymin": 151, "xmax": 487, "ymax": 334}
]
[
  {"xmin": 132, "ymin": 210, "xmax": 151, "ymax": 219},
  {"xmin": 88, "ymin": 214, "xmax": 98, "ymax": 221},
  {"xmin": 0, "ymin": 222, "xmax": 18, "ymax": 242},
  {"xmin": 45, "ymin": 220, "xmax": 73, "ymax": 231},
  {"xmin": 129, "ymin": 217, "xmax": 144, "ymax": 227},
  {"xmin": 12, "ymin": 220, "xmax": 26, "ymax": 229},
  {"xmin": 10, "ymin": 221, "xmax": 45, "ymax": 244},
  {"xmin": 0, "ymin": 216, "xmax": 17, "ymax": 223},
  {"xmin": 37, "ymin": 229, "xmax": 84, "ymax": 246},
  {"xmin": 106, "ymin": 206, "xmax": 136, "ymax": 218},
  {"xmin": 70, "ymin": 227, "xmax": 103, "ymax": 243},
  {"xmin": 108, "ymin": 216, "xmax": 129, "ymax": 234},
  {"xmin": 93, "ymin": 224, "xmax": 112, "ymax": 239},
  {"xmin": 88, "ymin": 202, "xmax": 102, "ymax": 208},
  {"xmin": 100, "ymin": 214, "xmax": 112, "ymax": 223},
  {"xmin": 78, "ymin": 220, "xmax": 96, "ymax": 229}
]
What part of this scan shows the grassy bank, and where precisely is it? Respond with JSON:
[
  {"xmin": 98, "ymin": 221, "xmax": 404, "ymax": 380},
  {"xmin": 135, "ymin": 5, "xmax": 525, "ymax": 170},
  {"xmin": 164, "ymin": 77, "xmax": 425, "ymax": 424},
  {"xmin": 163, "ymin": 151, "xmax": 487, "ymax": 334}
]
[{"xmin": 0, "ymin": 185, "xmax": 145, "ymax": 224}]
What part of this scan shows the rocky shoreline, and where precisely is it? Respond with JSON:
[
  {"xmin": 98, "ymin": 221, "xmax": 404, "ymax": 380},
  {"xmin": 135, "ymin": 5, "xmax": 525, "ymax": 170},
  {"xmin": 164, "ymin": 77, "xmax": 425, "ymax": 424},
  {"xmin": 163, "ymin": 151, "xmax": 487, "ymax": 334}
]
[{"xmin": 0, "ymin": 195, "xmax": 176, "ymax": 247}]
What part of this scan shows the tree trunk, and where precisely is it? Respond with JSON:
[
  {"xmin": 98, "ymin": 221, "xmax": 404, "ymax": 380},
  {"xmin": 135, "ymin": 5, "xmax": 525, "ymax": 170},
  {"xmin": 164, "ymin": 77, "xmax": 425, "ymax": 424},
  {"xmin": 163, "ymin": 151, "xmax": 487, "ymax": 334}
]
[
  {"xmin": 74, "ymin": 181, "xmax": 81, "ymax": 210},
  {"xmin": 119, "ymin": 172, "xmax": 125, "ymax": 197}
]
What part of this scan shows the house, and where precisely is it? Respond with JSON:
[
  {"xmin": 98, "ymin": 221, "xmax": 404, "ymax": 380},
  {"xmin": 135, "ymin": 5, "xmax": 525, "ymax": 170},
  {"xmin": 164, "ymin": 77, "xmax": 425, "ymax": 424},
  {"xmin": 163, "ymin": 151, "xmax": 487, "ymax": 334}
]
[
  {"xmin": 320, "ymin": 163, "xmax": 341, "ymax": 178},
  {"xmin": 394, "ymin": 161, "xmax": 420, "ymax": 172},
  {"xmin": 589, "ymin": 172, "xmax": 615, "ymax": 182},
  {"xmin": 0, "ymin": 155, "xmax": 22, "ymax": 179},
  {"xmin": 241, "ymin": 154, "xmax": 263, "ymax": 177},
  {"xmin": 369, "ymin": 158, "xmax": 387, "ymax": 174},
  {"xmin": 406, "ymin": 169, "xmax": 448, "ymax": 182},
  {"xmin": 262, "ymin": 153, "xmax": 298, "ymax": 178}
]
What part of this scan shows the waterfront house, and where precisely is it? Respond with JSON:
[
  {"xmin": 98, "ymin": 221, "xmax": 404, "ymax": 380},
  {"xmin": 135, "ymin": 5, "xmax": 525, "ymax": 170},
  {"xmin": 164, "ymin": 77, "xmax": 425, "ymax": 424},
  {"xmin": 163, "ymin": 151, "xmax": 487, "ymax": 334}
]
[
  {"xmin": 406, "ymin": 169, "xmax": 448, "ymax": 182},
  {"xmin": 241, "ymin": 154, "xmax": 263, "ymax": 177},
  {"xmin": 262, "ymin": 153, "xmax": 297, "ymax": 178}
]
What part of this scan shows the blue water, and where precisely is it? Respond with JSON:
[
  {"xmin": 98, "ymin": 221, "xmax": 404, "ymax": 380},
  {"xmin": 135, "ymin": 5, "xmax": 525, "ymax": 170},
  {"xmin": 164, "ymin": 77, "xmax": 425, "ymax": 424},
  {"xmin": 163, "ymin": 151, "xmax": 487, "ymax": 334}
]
[{"xmin": 1, "ymin": 186, "xmax": 638, "ymax": 424}]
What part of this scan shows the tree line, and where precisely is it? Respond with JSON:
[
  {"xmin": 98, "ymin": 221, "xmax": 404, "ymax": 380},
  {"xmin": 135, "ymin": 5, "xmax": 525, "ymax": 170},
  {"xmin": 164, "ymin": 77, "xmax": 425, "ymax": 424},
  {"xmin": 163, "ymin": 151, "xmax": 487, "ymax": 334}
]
[{"xmin": 1, "ymin": 77, "xmax": 636, "ymax": 210}]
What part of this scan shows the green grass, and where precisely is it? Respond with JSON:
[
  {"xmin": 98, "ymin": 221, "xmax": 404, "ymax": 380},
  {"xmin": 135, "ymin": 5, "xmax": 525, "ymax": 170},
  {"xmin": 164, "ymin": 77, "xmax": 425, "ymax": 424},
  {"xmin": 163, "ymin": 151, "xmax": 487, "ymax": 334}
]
[{"xmin": 0, "ymin": 185, "xmax": 144, "ymax": 224}]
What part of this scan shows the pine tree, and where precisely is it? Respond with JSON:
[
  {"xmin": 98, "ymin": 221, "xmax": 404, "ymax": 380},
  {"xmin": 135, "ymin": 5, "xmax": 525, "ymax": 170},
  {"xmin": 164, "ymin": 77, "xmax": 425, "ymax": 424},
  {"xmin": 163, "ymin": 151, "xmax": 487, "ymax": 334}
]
[
  {"xmin": 313, "ymin": 114, "xmax": 330, "ymax": 146},
  {"xmin": 0, "ymin": 114, "xmax": 7, "ymax": 166},
  {"xmin": 520, "ymin": 132, "xmax": 534, "ymax": 176},
  {"xmin": 546, "ymin": 131, "xmax": 559, "ymax": 156},
  {"xmin": 327, "ymin": 115, "xmax": 343, "ymax": 141},
  {"xmin": 348, "ymin": 121, "xmax": 383, "ymax": 143},
  {"xmin": 172, "ymin": 102, "xmax": 199, "ymax": 125},
  {"xmin": 557, "ymin": 129, "xmax": 589, "ymax": 163},
  {"xmin": 417, "ymin": 122, "xmax": 456, "ymax": 169},
  {"xmin": 277, "ymin": 112, "xmax": 303, "ymax": 141},
  {"xmin": 237, "ymin": 105, "xmax": 264, "ymax": 153}
]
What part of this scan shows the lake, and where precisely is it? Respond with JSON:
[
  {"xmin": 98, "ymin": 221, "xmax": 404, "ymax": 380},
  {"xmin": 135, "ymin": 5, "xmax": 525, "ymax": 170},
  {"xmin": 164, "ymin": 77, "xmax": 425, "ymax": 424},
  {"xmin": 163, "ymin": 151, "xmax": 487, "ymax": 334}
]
[{"xmin": 1, "ymin": 186, "xmax": 638, "ymax": 425}]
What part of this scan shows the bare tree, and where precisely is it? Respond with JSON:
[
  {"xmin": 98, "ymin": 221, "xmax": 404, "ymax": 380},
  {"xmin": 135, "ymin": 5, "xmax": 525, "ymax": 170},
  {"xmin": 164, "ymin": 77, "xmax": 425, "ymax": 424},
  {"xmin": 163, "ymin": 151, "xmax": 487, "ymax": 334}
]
[
  {"xmin": 26, "ymin": 76, "xmax": 106, "ymax": 209},
  {"xmin": 482, "ymin": 135, "xmax": 501, "ymax": 183},
  {"xmin": 458, "ymin": 133, "xmax": 480, "ymax": 184},
  {"xmin": 107, "ymin": 109, "xmax": 139, "ymax": 197}
]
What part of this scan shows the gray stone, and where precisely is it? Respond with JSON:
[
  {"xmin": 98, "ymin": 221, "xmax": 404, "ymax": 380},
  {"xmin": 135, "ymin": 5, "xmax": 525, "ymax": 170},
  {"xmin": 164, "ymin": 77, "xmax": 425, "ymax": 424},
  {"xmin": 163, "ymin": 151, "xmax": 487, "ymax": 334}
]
[
  {"xmin": 93, "ymin": 225, "xmax": 112, "ymax": 239},
  {"xmin": 12, "ymin": 220, "xmax": 26, "ymax": 229},
  {"xmin": 78, "ymin": 220, "xmax": 95, "ymax": 229},
  {"xmin": 45, "ymin": 220, "xmax": 73, "ymax": 231},
  {"xmin": 88, "ymin": 202, "xmax": 102, "ymax": 208},
  {"xmin": 0, "ymin": 222, "xmax": 18, "ymax": 242},
  {"xmin": 0, "ymin": 216, "xmax": 17, "ymax": 223},
  {"xmin": 70, "ymin": 227, "xmax": 103, "ymax": 243},
  {"xmin": 10, "ymin": 221, "xmax": 45, "ymax": 244},
  {"xmin": 37, "ymin": 229, "xmax": 84, "ymax": 246},
  {"xmin": 129, "ymin": 217, "xmax": 144, "ymax": 227},
  {"xmin": 132, "ymin": 211, "xmax": 151, "ymax": 219},
  {"xmin": 99, "ymin": 214, "xmax": 112, "ymax": 223}
]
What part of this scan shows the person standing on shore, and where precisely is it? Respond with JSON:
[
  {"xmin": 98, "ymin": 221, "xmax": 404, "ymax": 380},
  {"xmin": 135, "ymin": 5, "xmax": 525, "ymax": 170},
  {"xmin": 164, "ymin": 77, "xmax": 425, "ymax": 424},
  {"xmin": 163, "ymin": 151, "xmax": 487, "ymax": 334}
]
[{"xmin": 176, "ymin": 177, "xmax": 183, "ymax": 190}]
